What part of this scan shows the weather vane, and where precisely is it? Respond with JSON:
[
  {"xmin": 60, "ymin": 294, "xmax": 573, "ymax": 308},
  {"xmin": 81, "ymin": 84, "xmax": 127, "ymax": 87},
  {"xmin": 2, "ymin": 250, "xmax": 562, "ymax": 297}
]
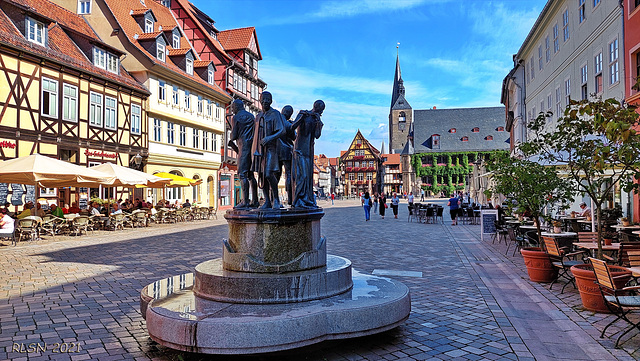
[{"xmin": 397, "ymin": 42, "xmax": 400, "ymax": 55}]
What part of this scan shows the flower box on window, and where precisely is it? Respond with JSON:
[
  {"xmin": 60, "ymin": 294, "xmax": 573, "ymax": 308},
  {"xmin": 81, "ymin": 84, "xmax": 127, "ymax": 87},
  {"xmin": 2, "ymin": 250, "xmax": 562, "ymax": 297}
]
[
  {"xmin": 345, "ymin": 167, "xmax": 352, "ymax": 172},
  {"xmin": 353, "ymin": 167, "xmax": 360, "ymax": 172}
]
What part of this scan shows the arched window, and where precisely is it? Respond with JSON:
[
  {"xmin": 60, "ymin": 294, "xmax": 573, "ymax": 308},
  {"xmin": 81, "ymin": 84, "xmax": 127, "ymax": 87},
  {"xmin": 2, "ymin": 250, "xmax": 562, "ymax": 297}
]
[
  {"xmin": 461, "ymin": 136, "xmax": 469, "ymax": 142},
  {"xmin": 398, "ymin": 111, "xmax": 406, "ymax": 122},
  {"xmin": 472, "ymin": 127, "xmax": 479, "ymax": 133}
]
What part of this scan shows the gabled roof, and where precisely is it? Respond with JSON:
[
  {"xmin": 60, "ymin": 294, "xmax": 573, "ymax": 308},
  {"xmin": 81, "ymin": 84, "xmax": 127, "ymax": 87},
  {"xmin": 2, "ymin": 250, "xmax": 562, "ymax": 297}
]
[
  {"xmin": 218, "ymin": 26, "xmax": 262, "ymax": 59},
  {"xmin": 413, "ymin": 107, "xmax": 509, "ymax": 153},
  {"xmin": 341, "ymin": 130, "xmax": 381, "ymax": 161},
  {"xmin": 172, "ymin": 0, "xmax": 230, "ymax": 63},
  {"xmin": 382, "ymin": 153, "xmax": 401, "ymax": 165},
  {"xmin": 0, "ymin": 0, "xmax": 148, "ymax": 94},
  {"xmin": 193, "ymin": 60, "xmax": 212, "ymax": 68},
  {"xmin": 168, "ymin": 47, "xmax": 192, "ymax": 56},
  {"xmin": 136, "ymin": 31, "xmax": 165, "ymax": 40},
  {"xmin": 102, "ymin": 0, "xmax": 230, "ymax": 100}
]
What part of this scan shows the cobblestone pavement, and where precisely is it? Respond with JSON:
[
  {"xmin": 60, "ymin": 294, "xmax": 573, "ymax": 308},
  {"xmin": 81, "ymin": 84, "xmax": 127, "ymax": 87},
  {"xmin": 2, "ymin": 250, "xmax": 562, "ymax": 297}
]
[{"xmin": 1, "ymin": 199, "xmax": 640, "ymax": 360}]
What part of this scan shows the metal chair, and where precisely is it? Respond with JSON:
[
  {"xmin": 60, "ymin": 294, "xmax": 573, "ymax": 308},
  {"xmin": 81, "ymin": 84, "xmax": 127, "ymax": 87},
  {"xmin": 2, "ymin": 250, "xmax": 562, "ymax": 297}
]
[
  {"xmin": 0, "ymin": 228, "xmax": 17, "ymax": 245},
  {"xmin": 133, "ymin": 211, "xmax": 148, "ymax": 227},
  {"xmin": 590, "ymin": 257, "xmax": 640, "ymax": 348},
  {"xmin": 506, "ymin": 227, "xmax": 527, "ymax": 256},
  {"xmin": 72, "ymin": 216, "xmax": 91, "ymax": 236},
  {"xmin": 435, "ymin": 207, "xmax": 444, "ymax": 224},
  {"xmin": 543, "ymin": 236, "xmax": 588, "ymax": 293},
  {"xmin": 17, "ymin": 218, "xmax": 39, "ymax": 242}
]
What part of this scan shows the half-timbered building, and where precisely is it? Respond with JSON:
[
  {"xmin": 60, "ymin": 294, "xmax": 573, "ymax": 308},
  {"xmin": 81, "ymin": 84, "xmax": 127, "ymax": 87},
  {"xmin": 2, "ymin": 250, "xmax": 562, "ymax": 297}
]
[
  {"xmin": 339, "ymin": 130, "xmax": 382, "ymax": 197},
  {"xmin": 0, "ymin": 0, "xmax": 150, "ymax": 206},
  {"xmin": 53, "ymin": 0, "xmax": 232, "ymax": 207}
]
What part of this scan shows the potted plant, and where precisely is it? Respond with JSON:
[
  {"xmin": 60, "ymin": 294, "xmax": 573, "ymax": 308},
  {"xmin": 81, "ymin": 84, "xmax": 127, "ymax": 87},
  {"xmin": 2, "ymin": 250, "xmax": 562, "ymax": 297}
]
[
  {"xmin": 552, "ymin": 220, "xmax": 562, "ymax": 234},
  {"xmin": 571, "ymin": 264, "xmax": 631, "ymax": 313}
]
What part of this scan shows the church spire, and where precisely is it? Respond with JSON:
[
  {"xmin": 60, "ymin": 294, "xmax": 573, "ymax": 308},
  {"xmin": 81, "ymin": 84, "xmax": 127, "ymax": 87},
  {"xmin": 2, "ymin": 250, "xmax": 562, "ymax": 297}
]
[{"xmin": 391, "ymin": 45, "xmax": 404, "ymax": 108}]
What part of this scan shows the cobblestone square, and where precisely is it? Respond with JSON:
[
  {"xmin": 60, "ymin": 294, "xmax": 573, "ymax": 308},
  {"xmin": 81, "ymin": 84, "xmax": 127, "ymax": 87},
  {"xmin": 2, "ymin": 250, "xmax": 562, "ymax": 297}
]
[{"xmin": 2, "ymin": 199, "xmax": 640, "ymax": 360}]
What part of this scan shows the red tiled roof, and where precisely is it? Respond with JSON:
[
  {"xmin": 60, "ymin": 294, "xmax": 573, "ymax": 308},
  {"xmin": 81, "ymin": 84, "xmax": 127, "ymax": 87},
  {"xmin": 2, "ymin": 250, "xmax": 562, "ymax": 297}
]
[
  {"xmin": 136, "ymin": 31, "xmax": 163, "ymax": 40},
  {"xmin": 218, "ymin": 26, "xmax": 261, "ymax": 59},
  {"xmin": 382, "ymin": 153, "xmax": 401, "ymax": 165},
  {"xmin": 103, "ymin": 0, "xmax": 230, "ymax": 100},
  {"xmin": 193, "ymin": 60, "xmax": 211, "ymax": 68},
  {"xmin": 328, "ymin": 157, "xmax": 338, "ymax": 166},
  {"xmin": 168, "ymin": 47, "xmax": 190, "ymax": 56},
  {"xmin": 173, "ymin": 0, "xmax": 230, "ymax": 62},
  {"xmin": 0, "ymin": 1, "xmax": 148, "ymax": 94},
  {"xmin": 130, "ymin": 8, "xmax": 150, "ymax": 16}
]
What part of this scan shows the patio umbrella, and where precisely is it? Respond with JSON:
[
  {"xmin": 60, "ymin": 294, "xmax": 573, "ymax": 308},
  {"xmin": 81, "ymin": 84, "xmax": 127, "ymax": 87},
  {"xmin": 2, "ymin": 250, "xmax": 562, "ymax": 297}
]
[
  {"xmin": 0, "ymin": 154, "xmax": 115, "ymax": 188},
  {"xmin": 90, "ymin": 163, "xmax": 172, "ymax": 187},
  {"xmin": 151, "ymin": 172, "xmax": 202, "ymax": 187}
]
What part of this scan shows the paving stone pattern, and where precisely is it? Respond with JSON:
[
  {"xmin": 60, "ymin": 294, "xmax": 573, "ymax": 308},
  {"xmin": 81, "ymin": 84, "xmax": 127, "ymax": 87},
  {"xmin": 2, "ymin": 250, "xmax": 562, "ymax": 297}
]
[{"xmin": 1, "ymin": 199, "xmax": 639, "ymax": 360}]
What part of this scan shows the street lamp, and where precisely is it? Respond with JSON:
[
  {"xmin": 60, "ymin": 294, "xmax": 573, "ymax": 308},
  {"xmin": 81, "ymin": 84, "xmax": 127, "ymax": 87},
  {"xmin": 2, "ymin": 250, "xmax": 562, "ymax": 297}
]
[{"xmin": 130, "ymin": 153, "xmax": 143, "ymax": 170}]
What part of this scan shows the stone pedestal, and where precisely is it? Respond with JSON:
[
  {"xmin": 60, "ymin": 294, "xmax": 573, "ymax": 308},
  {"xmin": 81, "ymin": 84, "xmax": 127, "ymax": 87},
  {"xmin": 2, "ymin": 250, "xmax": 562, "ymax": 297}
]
[{"xmin": 141, "ymin": 207, "xmax": 410, "ymax": 354}]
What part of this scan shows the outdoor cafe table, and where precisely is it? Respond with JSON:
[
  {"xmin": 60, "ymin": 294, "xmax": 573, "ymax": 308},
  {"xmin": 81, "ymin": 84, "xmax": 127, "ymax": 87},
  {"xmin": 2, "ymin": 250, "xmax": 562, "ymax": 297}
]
[
  {"xmin": 573, "ymin": 242, "xmax": 620, "ymax": 257},
  {"xmin": 507, "ymin": 220, "xmax": 533, "ymax": 226},
  {"xmin": 541, "ymin": 231, "xmax": 577, "ymax": 249},
  {"xmin": 612, "ymin": 225, "xmax": 640, "ymax": 232}
]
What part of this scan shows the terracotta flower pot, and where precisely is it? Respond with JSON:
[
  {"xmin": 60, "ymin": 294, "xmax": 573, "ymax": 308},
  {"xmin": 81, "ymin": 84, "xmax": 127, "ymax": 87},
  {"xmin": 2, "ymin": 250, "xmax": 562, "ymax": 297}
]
[
  {"xmin": 521, "ymin": 247, "xmax": 558, "ymax": 283},
  {"xmin": 571, "ymin": 264, "xmax": 632, "ymax": 313}
]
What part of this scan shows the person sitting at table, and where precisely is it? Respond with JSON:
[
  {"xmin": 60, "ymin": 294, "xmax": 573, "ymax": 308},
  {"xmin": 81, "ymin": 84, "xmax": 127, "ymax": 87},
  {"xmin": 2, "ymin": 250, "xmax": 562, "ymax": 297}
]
[
  {"xmin": 89, "ymin": 202, "xmax": 101, "ymax": 217},
  {"xmin": 182, "ymin": 199, "xmax": 191, "ymax": 208},
  {"xmin": 49, "ymin": 204, "xmax": 64, "ymax": 218},
  {"xmin": 578, "ymin": 202, "xmax": 591, "ymax": 218},
  {"xmin": 17, "ymin": 203, "xmax": 32, "ymax": 219},
  {"xmin": 2, "ymin": 202, "xmax": 14, "ymax": 218},
  {"xmin": 68, "ymin": 202, "xmax": 81, "ymax": 214},
  {"xmin": 31, "ymin": 203, "xmax": 45, "ymax": 218},
  {"xmin": 110, "ymin": 203, "xmax": 123, "ymax": 216},
  {"xmin": 61, "ymin": 204, "xmax": 70, "ymax": 214},
  {"xmin": 0, "ymin": 208, "xmax": 15, "ymax": 239}
]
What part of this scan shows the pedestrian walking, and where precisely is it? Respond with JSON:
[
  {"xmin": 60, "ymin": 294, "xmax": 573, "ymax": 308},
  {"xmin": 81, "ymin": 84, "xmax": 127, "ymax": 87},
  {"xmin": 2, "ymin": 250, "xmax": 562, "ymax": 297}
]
[
  {"xmin": 420, "ymin": 189, "xmax": 425, "ymax": 202},
  {"xmin": 448, "ymin": 193, "xmax": 461, "ymax": 225},
  {"xmin": 379, "ymin": 192, "xmax": 387, "ymax": 219},
  {"xmin": 362, "ymin": 192, "xmax": 372, "ymax": 221},
  {"xmin": 407, "ymin": 191, "xmax": 414, "ymax": 207},
  {"xmin": 391, "ymin": 192, "xmax": 400, "ymax": 219},
  {"xmin": 331, "ymin": 193, "xmax": 335, "ymax": 205},
  {"xmin": 373, "ymin": 193, "xmax": 379, "ymax": 214}
]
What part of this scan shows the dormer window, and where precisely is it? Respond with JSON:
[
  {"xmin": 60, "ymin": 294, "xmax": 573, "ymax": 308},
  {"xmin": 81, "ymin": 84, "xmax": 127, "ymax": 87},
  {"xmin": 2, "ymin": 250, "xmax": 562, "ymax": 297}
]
[
  {"xmin": 496, "ymin": 126, "xmax": 505, "ymax": 131},
  {"xmin": 485, "ymin": 135, "xmax": 493, "ymax": 141},
  {"xmin": 145, "ymin": 18, "xmax": 154, "ymax": 33},
  {"xmin": 472, "ymin": 127, "xmax": 479, "ymax": 133},
  {"xmin": 157, "ymin": 42, "xmax": 165, "ymax": 62},
  {"xmin": 449, "ymin": 128, "xmax": 456, "ymax": 133},
  {"xmin": 172, "ymin": 33, "xmax": 180, "ymax": 49},
  {"xmin": 432, "ymin": 134, "xmax": 440, "ymax": 149},
  {"xmin": 160, "ymin": 0, "xmax": 170, "ymax": 7},
  {"xmin": 210, "ymin": 30, "xmax": 216, "ymax": 39},
  {"xmin": 93, "ymin": 47, "xmax": 119, "ymax": 73},
  {"xmin": 398, "ymin": 111, "xmax": 406, "ymax": 122},
  {"xmin": 26, "ymin": 17, "xmax": 45, "ymax": 46},
  {"xmin": 186, "ymin": 58, "xmax": 193, "ymax": 75},
  {"xmin": 78, "ymin": 0, "xmax": 91, "ymax": 14},
  {"xmin": 461, "ymin": 136, "xmax": 469, "ymax": 142},
  {"xmin": 208, "ymin": 69, "xmax": 214, "ymax": 84}
]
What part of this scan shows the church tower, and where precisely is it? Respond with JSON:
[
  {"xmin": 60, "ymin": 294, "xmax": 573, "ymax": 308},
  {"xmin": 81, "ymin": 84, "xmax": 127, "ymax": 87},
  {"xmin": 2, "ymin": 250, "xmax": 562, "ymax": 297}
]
[{"xmin": 389, "ymin": 53, "xmax": 412, "ymax": 154}]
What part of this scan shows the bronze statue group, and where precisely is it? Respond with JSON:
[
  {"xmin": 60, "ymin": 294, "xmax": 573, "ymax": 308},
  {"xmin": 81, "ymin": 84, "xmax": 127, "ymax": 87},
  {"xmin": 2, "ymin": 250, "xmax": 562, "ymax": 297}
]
[{"xmin": 228, "ymin": 92, "xmax": 324, "ymax": 210}]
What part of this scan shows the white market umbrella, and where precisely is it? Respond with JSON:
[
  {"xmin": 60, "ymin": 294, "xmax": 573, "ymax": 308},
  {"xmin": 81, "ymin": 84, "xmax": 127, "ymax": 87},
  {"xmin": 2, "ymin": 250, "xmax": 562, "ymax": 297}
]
[{"xmin": 90, "ymin": 163, "xmax": 171, "ymax": 187}]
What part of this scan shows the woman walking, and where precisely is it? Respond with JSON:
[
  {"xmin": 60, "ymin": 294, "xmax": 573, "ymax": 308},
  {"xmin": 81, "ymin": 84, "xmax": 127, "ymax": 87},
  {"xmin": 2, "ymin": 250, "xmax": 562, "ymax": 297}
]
[
  {"xmin": 362, "ymin": 192, "xmax": 372, "ymax": 221},
  {"xmin": 379, "ymin": 192, "xmax": 387, "ymax": 219},
  {"xmin": 447, "ymin": 193, "xmax": 461, "ymax": 225},
  {"xmin": 391, "ymin": 192, "xmax": 400, "ymax": 219}
]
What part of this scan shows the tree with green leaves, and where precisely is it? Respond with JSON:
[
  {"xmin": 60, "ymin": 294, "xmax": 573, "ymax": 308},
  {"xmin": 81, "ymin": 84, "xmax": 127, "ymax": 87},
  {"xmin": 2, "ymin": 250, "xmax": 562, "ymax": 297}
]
[
  {"xmin": 486, "ymin": 152, "xmax": 573, "ymax": 243},
  {"xmin": 522, "ymin": 96, "xmax": 640, "ymax": 258}
]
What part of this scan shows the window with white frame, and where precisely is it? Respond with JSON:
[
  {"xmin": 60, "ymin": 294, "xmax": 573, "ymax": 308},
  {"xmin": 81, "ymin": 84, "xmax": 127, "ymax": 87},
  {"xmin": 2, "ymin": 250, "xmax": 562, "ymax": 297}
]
[
  {"xmin": 530, "ymin": 57, "xmax": 535, "ymax": 80},
  {"xmin": 145, "ymin": 18, "xmax": 154, "ymax": 33},
  {"xmin": 366, "ymin": 173, "xmax": 372, "ymax": 181},
  {"xmin": 172, "ymin": 33, "xmax": 180, "ymax": 49},
  {"xmin": 349, "ymin": 173, "xmax": 354, "ymax": 181},
  {"xmin": 153, "ymin": 118, "xmax": 161, "ymax": 141},
  {"xmin": 553, "ymin": 24, "xmax": 559, "ymax": 53},
  {"xmin": 106, "ymin": 53, "xmax": 118, "ymax": 73},
  {"xmin": 179, "ymin": 125, "xmax": 186, "ymax": 146},
  {"xmin": 197, "ymin": 96, "xmax": 203, "ymax": 114},
  {"xmin": 233, "ymin": 72, "xmax": 238, "ymax": 89},
  {"xmin": 562, "ymin": 9, "xmax": 569, "ymax": 41},
  {"xmin": 532, "ymin": 106, "xmax": 536, "ymax": 119},
  {"xmin": 161, "ymin": 0, "xmax": 170, "ymax": 7},
  {"xmin": 538, "ymin": 45, "xmax": 543, "ymax": 71},
  {"xmin": 167, "ymin": 122, "xmax": 174, "ymax": 144},
  {"xmin": 203, "ymin": 131, "xmax": 208, "ymax": 151},
  {"xmin": 579, "ymin": 0, "xmax": 586, "ymax": 23},
  {"xmin": 184, "ymin": 90, "xmax": 190, "ymax": 110},
  {"xmin": 357, "ymin": 173, "xmax": 363, "ymax": 181},
  {"xmin": 564, "ymin": 79, "xmax": 570, "ymax": 106},
  {"xmin": 131, "ymin": 104, "xmax": 141, "ymax": 134},
  {"xmin": 215, "ymin": 103, "xmax": 221, "ymax": 119},
  {"xmin": 581, "ymin": 64, "xmax": 588, "ymax": 100},
  {"xmin": 555, "ymin": 87, "xmax": 562, "ymax": 119},
  {"xmin": 212, "ymin": 133, "xmax": 217, "ymax": 151},
  {"xmin": 89, "ymin": 92, "xmax": 103, "ymax": 126},
  {"xmin": 206, "ymin": 100, "xmax": 212, "ymax": 117},
  {"xmin": 157, "ymin": 42, "xmax": 165, "ymax": 62},
  {"xmin": 547, "ymin": 94, "xmax": 552, "ymax": 110},
  {"xmin": 104, "ymin": 96, "xmax": 117, "ymax": 130},
  {"xmin": 62, "ymin": 84, "xmax": 77, "ymax": 122},
  {"xmin": 41, "ymin": 78, "xmax": 57, "ymax": 118},
  {"xmin": 192, "ymin": 129, "xmax": 199, "ymax": 148},
  {"xmin": 78, "ymin": 0, "xmax": 91, "ymax": 14},
  {"xmin": 540, "ymin": 100, "xmax": 544, "ymax": 114},
  {"xmin": 26, "ymin": 17, "xmax": 45, "ymax": 46},
  {"xmin": 158, "ymin": 80, "xmax": 166, "ymax": 102},
  {"xmin": 172, "ymin": 85, "xmax": 179, "ymax": 106},
  {"xmin": 93, "ymin": 47, "xmax": 106, "ymax": 69},
  {"xmin": 593, "ymin": 0, "xmax": 600, "ymax": 7},
  {"xmin": 609, "ymin": 38, "xmax": 619, "ymax": 85},
  {"xmin": 595, "ymin": 52, "xmax": 603, "ymax": 93},
  {"xmin": 186, "ymin": 58, "xmax": 193, "ymax": 75},
  {"xmin": 545, "ymin": 36, "xmax": 550, "ymax": 62},
  {"xmin": 208, "ymin": 69, "xmax": 214, "ymax": 84}
]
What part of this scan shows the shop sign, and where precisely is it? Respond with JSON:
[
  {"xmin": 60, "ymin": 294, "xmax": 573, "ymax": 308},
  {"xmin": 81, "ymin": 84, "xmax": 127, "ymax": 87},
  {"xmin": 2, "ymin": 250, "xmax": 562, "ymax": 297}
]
[
  {"xmin": 84, "ymin": 149, "xmax": 117, "ymax": 159},
  {"xmin": 0, "ymin": 140, "xmax": 16, "ymax": 149}
]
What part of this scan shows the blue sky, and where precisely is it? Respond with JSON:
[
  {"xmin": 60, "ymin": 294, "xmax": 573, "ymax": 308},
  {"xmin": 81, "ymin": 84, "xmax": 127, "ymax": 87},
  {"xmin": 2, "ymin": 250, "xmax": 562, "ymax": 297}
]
[{"xmin": 198, "ymin": 0, "xmax": 547, "ymax": 157}]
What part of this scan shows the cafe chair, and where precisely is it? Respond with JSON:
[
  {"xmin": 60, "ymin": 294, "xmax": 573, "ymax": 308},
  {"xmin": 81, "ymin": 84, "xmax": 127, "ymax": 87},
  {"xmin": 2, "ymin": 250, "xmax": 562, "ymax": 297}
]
[
  {"xmin": 578, "ymin": 232, "xmax": 599, "ymax": 243},
  {"xmin": 133, "ymin": 212, "xmax": 148, "ymax": 228},
  {"xmin": 72, "ymin": 216, "xmax": 91, "ymax": 236},
  {"xmin": 407, "ymin": 203, "xmax": 415, "ymax": 222},
  {"xmin": 492, "ymin": 221, "xmax": 508, "ymax": 245},
  {"xmin": 435, "ymin": 207, "xmax": 444, "ymax": 224},
  {"xmin": 0, "ymin": 228, "xmax": 17, "ymax": 246},
  {"xmin": 590, "ymin": 257, "xmax": 640, "ymax": 348},
  {"xmin": 506, "ymin": 228, "xmax": 527, "ymax": 256},
  {"xmin": 208, "ymin": 207, "xmax": 217, "ymax": 220},
  {"xmin": 17, "ymin": 218, "xmax": 39, "ymax": 243},
  {"xmin": 543, "ymin": 236, "xmax": 588, "ymax": 293}
]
